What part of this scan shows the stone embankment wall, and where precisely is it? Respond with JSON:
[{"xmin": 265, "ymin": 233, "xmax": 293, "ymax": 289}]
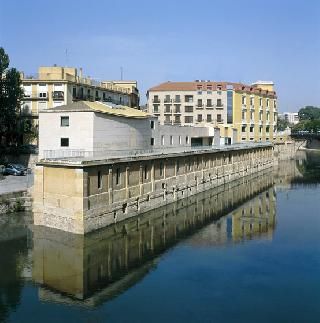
[
  {"xmin": 33, "ymin": 144, "xmax": 273, "ymax": 234},
  {"xmin": 0, "ymin": 191, "xmax": 32, "ymax": 214},
  {"xmin": 273, "ymin": 141, "xmax": 304, "ymax": 163}
]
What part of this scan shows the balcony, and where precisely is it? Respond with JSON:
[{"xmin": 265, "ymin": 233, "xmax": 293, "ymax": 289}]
[
  {"xmin": 174, "ymin": 99, "xmax": 181, "ymax": 103},
  {"xmin": 242, "ymin": 105, "xmax": 247, "ymax": 111},
  {"xmin": 266, "ymin": 120, "xmax": 270, "ymax": 125},
  {"xmin": 259, "ymin": 106, "xmax": 263, "ymax": 111},
  {"xmin": 242, "ymin": 119, "xmax": 247, "ymax": 124},
  {"xmin": 52, "ymin": 91, "xmax": 64, "ymax": 100},
  {"xmin": 164, "ymin": 98, "xmax": 172, "ymax": 103},
  {"xmin": 152, "ymin": 99, "xmax": 160, "ymax": 103},
  {"xmin": 164, "ymin": 109, "xmax": 172, "ymax": 114},
  {"xmin": 259, "ymin": 120, "xmax": 263, "ymax": 125},
  {"xmin": 216, "ymin": 104, "xmax": 224, "ymax": 109},
  {"xmin": 250, "ymin": 105, "xmax": 255, "ymax": 111},
  {"xmin": 23, "ymin": 91, "xmax": 48, "ymax": 100},
  {"xmin": 196, "ymin": 104, "xmax": 204, "ymax": 108},
  {"xmin": 174, "ymin": 109, "xmax": 181, "ymax": 114},
  {"xmin": 95, "ymin": 96, "xmax": 101, "ymax": 101},
  {"xmin": 266, "ymin": 107, "xmax": 270, "ymax": 112},
  {"xmin": 250, "ymin": 119, "xmax": 255, "ymax": 125}
]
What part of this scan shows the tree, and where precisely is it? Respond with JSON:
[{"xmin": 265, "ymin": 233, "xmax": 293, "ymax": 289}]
[
  {"xmin": 0, "ymin": 47, "xmax": 24, "ymax": 146},
  {"xmin": 298, "ymin": 106, "xmax": 320, "ymax": 121},
  {"xmin": 277, "ymin": 118, "xmax": 290, "ymax": 131}
]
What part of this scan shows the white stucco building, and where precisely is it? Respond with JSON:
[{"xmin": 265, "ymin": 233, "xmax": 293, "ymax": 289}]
[{"xmin": 38, "ymin": 101, "xmax": 224, "ymax": 159}]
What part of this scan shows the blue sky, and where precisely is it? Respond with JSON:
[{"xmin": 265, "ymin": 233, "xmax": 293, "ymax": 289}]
[{"xmin": 1, "ymin": 0, "xmax": 319, "ymax": 110}]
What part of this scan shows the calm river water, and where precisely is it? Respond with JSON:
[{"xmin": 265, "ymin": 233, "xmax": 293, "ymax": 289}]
[{"xmin": 1, "ymin": 151, "xmax": 320, "ymax": 323}]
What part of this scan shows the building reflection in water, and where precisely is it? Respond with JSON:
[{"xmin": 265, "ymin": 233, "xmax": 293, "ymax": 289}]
[{"xmin": 32, "ymin": 170, "xmax": 276, "ymax": 307}]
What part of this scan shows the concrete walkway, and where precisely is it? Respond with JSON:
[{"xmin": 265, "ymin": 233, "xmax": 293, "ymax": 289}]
[{"xmin": 0, "ymin": 173, "xmax": 34, "ymax": 194}]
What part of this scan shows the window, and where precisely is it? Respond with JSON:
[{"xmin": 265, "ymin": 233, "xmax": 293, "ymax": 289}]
[
  {"xmin": 153, "ymin": 95, "xmax": 160, "ymax": 103},
  {"xmin": 207, "ymin": 114, "xmax": 212, "ymax": 122},
  {"xmin": 150, "ymin": 120, "xmax": 154, "ymax": 129},
  {"xmin": 39, "ymin": 92, "xmax": 47, "ymax": 98},
  {"xmin": 179, "ymin": 136, "xmax": 182, "ymax": 145},
  {"xmin": 60, "ymin": 116, "xmax": 69, "ymax": 127},
  {"xmin": 98, "ymin": 171, "xmax": 102, "ymax": 189},
  {"xmin": 150, "ymin": 137, "xmax": 154, "ymax": 146},
  {"xmin": 259, "ymin": 98, "xmax": 263, "ymax": 106},
  {"xmin": 165, "ymin": 105, "xmax": 171, "ymax": 113},
  {"xmin": 170, "ymin": 136, "xmax": 173, "ymax": 145},
  {"xmin": 185, "ymin": 106, "xmax": 193, "ymax": 113},
  {"xmin": 144, "ymin": 165, "xmax": 148, "ymax": 180},
  {"xmin": 60, "ymin": 138, "xmax": 69, "ymax": 147},
  {"xmin": 174, "ymin": 115, "xmax": 181, "ymax": 123},
  {"xmin": 266, "ymin": 99, "xmax": 270, "ymax": 107},
  {"xmin": 197, "ymin": 114, "xmax": 203, "ymax": 122},
  {"xmin": 250, "ymin": 126, "xmax": 254, "ymax": 132},
  {"xmin": 197, "ymin": 99, "xmax": 202, "ymax": 107},
  {"xmin": 115, "ymin": 168, "xmax": 121, "ymax": 185},
  {"xmin": 175, "ymin": 95, "xmax": 181, "ymax": 103},
  {"xmin": 250, "ymin": 97, "xmax": 254, "ymax": 105},
  {"xmin": 176, "ymin": 159, "xmax": 180, "ymax": 172},
  {"xmin": 186, "ymin": 136, "xmax": 189, "ymax": 144},
  {"xmin": 159, "ymin": 162, "xmax": 163, "ymax": 177},
  {"xmin": 242, "ymin": 96, "xmax": 246, "ymax": 105},
  {"xmin": 161, "ymin": 135, "xmax": 165, "ymax": 146},
  {"xmin": 165, "ymin": 115, "xmax": 170, "ymax": 123},
  {"xmin": 185, "ymin": 95, "xmax": 193, "ymax": 103},
  {"xmin": 197, "ymin": 91, "xmax": 202, "ymax": 95},
  {"xmin": 266, "ymin": 126, "xmax": 270, "ymax": 133},
  {"xmin": 184, "ymin": 116, "xmax": 193, "ymax": 123},
  {"xmin": 242, "ymin": 126, "xmax": 246, "ymax": 132},
  {"xmin": 217, "ymin": 98, "xmax": 222, "ymax": 107},
  {"xmin": 217, "ymin": 114, "xmax": 222, "ymax": 122},
  {"xmin": 165, "ymin": 95, "xmax": 171, "ymax": 103},
  {"xmin": 207, "ymin": 99, "xmax": 212, "ymax": 107},
  {"xmin": 153, "ymin": 105, "xmax": 159, "ymax": 113},
  {"xmin": 175, "ymin": 105, "xmax": 181, "ymax": 113},
  {"xmin": 207, "ymin": 91, "xmax": 212, "ymax": 94},
  {"xmin": 72, "ymin": 87, "xmax": 77, "ymax": 98}
]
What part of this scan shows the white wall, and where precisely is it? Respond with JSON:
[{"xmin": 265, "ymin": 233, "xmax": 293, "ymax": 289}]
[
  {"xmin": 93, "ymin": 113, "xmax": 153, "ymax": 150},
  {"xmin": 39, "ymin": 112, "xmax": 94, "ymax": 158}
]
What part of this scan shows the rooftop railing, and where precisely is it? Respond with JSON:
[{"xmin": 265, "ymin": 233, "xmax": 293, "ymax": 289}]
[{"xmin": 41, "ymin": 142, "xmax": 272, "ymax": 162}]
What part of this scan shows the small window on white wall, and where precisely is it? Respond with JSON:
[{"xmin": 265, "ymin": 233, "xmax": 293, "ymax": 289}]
[
  {"xmin": 60, "ymin": 116, "xmax": 69, "ymax": 127},
  {"xmin": 179, "ymin": 136, "xmax": 182, "ymax": 145},
  {"xmin": 170, "ymin": 136, "xmax": 173, "ymax": 145},
  {"xmin": 161, "ymin": 135, "xmax": 165, "ymax": 146}
]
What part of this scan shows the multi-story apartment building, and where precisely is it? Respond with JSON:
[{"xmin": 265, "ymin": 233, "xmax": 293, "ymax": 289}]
[
  {"xmin": 279, "ymin": 112, "xmax": 299, "ymax": 125},
  {"xmin": 20, "ymin": 66, "xmax": 140, "ymax": 137},
  {"xmin": 147, "ymin": 80, "xmax": 277, "ymax": 143}
]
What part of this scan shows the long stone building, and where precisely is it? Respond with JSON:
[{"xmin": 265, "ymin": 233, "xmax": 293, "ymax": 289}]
[
  {"xmin": 33, "ymin": 143, "xmax": 273, "ymax": 234},
  {"xmin": 147, "ymin": 80, "xmax": 277, "ymax": 143}
]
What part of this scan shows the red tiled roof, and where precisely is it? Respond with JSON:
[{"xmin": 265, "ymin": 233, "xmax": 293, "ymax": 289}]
[{"xmin": 148, "ymin": 81, "xmax": 277, "ymax": 98}]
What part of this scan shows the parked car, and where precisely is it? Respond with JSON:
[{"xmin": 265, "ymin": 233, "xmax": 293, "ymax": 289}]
[{"xmin": 3, "ymin": 163, "xmax": 27, "ymax": 176}]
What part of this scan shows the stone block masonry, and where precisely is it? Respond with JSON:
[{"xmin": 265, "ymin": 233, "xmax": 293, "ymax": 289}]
[{"xmin": 33, "ymin": 143, "xmax": 273, "ymax": 234}]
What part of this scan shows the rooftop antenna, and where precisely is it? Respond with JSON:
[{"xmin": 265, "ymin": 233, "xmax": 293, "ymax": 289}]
[
  {"xmin": 120, "ymin": 66, "xmax": 123, "ymax": 80},
  {"xmin": 65, "ymin": 48, "xmax": 68, "ymax": 67}
]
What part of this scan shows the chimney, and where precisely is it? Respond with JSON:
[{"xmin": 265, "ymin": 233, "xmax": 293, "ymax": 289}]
[{"xmin": 79, "ymin": 67, "xmax": 83, "ymax": 78}]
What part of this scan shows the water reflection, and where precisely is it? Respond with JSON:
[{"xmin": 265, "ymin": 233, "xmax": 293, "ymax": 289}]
[
  {"xmin": 32, "ymin": 170, "xmax": 276, "ymax": 306},
  {"xmin": 0, "ymin": 214, "xmax": 32, "ymax": 322}
]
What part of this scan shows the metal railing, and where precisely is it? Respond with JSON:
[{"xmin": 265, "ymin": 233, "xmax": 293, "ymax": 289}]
[{"xmin": 42, "ymin": 142, "xmax": 272, "ymax": 161}]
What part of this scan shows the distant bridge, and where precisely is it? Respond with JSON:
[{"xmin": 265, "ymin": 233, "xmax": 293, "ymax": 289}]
[{"xmin": 290, "ymin": 133, "xmax": 320, "ymax": 149}]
